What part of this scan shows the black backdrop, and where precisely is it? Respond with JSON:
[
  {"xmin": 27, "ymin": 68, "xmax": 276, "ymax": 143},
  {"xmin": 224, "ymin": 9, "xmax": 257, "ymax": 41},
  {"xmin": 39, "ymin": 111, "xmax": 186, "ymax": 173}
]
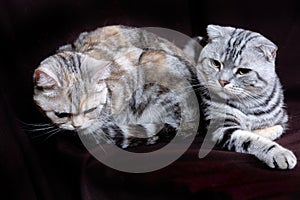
[{"xmin": 1, "ymin": 0, "xmax": 300, "ymax": 199}]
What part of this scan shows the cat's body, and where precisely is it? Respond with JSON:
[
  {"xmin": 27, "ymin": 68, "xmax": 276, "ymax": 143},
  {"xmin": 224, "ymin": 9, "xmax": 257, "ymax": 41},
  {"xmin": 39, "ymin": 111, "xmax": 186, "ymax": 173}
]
[
  {"xmin": 184, "ymin": 25, "xmax": 297, "ymax": 169},
  {"xmin": 34, "ymin": 24, "xmax": 297, "ymax": 169},
  {"xmin": 33, "ymin": 25, "xmax": 199, "ymax": 148}
]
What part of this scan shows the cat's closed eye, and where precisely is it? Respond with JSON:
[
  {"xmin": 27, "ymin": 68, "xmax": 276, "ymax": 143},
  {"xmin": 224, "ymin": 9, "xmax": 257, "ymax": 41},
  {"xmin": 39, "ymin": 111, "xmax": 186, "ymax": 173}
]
[
  {"xmin": 84, "ymin": 107, "xmax": 97, "ymax": 114},
  {"xmin": 55, "ymin": 112, "xmax": 72, "ymax": 118},
  {"xmin": 236, "ymin": 68, "xmax": 252, "ymax": 75}
]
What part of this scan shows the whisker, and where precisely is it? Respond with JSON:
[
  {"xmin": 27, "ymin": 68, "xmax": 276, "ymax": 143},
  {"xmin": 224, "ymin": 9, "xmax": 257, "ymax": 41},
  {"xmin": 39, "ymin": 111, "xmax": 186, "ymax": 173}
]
[
  {"xmin": 100, "ymin": 133, "xmax": 115, "ymax": 144},
  {"xmin": 31, "ymin": 127, "xmax": 60, "ymax": 139},
  {"xmin": 42, "ymin": 129, "xmax": 62, "ymax": 142},
  {"xmin": 26, "ymin": 126, "xmax": 56, "ymax": 132},
  {"xmin": 22, "ymin": 123, "xmax": 52, "ymax": 127},
  {"xmin": 89, "ymin": 130, "xmax": 109, "ymax": 153},
  {"xmin": 18, "ymin": 119, "xmax": 53, "ymax": 127},
  {"xmin": 243, "ymin": 91, "xmax": 267, "ymax": 106}
]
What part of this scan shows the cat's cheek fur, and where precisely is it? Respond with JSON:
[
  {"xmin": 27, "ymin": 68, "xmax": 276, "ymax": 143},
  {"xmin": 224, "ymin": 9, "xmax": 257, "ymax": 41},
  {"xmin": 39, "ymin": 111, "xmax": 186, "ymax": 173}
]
[{"xmin": 223, "ymin": 84, "xmax": 244, "ymax": 97}]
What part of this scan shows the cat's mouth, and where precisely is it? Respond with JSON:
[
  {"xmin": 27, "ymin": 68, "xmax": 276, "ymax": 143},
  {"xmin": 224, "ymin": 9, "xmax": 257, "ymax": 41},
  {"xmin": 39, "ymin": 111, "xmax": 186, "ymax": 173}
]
[
  {"xmin": 60, "ymin": 122, "xmax": 93, "ymax": 133},
  {"xmin": 208, "ymin": 84, "xmax": 244, "ymax": 100}
]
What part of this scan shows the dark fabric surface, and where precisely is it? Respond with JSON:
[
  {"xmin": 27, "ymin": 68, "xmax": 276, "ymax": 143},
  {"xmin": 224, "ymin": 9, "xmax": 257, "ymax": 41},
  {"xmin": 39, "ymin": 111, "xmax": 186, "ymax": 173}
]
[{"xmin": 1, "ymin": 0, "xmax": 300, "ymax": 199}]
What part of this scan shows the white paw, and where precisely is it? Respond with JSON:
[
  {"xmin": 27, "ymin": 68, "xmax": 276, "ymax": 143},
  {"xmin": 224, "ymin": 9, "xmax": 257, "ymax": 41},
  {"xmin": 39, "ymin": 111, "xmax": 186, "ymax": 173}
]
[{"xmin": 265, "ymin": 146, "xmax": 297, "ymax": 169}]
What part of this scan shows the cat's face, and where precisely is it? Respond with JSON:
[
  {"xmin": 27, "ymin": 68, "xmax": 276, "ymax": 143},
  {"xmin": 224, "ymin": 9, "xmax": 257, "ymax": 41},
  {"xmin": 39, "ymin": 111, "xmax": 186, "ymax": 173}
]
[
  {"xmin": 33, "ymin": 52, "xmax": 111, "ymax": 133},
  {"xmin": 198, "ymin": 25, "xmax": 278, "ymax": 100}
]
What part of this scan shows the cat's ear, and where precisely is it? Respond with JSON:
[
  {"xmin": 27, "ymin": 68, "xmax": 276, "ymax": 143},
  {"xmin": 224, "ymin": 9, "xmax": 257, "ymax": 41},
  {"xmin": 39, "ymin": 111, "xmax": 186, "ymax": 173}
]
[
  {"xmin": 183, "ymin": 36, "xmax": 205, "ymax": 62},
  {"xmin": 207, "ymin": 25, "xmax": 224, "ymax": 39},
  {"xmin": 34, "ymin": 68, "xmax": 61, "ymax": 89},
  {"xmin": 207, "ymin": 25, "xmax": 234, "ymax": 40},
  {"xmin": 256, "ymin": 43, "xmax": 278, "ymax": 62},
  {"xmin": 83, "ymin": 56, "xmax": 112, "ymax": 82},
  {"xmin": 92, "ymin": 61, "xmax": 112, "ymax": 82}
]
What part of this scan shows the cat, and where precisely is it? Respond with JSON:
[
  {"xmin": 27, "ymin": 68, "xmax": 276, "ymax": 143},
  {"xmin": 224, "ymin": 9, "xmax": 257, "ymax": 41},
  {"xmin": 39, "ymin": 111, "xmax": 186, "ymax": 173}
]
[
  {"xmin": 184, "ymin": 24, "xmax": 297, "ymax": 169},
  {"xmin": 33, "ymin": 25, "xmax": 199, "ymax": 148}
]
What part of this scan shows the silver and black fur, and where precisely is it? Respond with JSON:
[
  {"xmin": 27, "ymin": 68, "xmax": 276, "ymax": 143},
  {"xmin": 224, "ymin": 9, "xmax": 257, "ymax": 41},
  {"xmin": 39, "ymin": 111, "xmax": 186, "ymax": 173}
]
[
  {"xmin": 184, "ymin": 25, "xmax": 297, "ymax": 169},
  {"xmin": 33, "ymin": 25, "xmax": 199, "ymax": 148}
]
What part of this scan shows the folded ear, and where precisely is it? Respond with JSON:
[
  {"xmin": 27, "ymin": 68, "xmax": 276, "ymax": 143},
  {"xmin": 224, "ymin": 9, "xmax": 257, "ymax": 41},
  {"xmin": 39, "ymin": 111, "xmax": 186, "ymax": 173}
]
[
  {"xmin": 207, "ymin": 24, "xmax": 235, "ymax": 40},
  {"xmin": 256, "ymin": 43, "xmax": 278, "ymax": 62},
  {"xmin": 207, "ymin": 25, "xmax": 224, "ymax": 39},
  {"xmin": 82, "ymin": 55, "xmax": 112, "ymax": 83},
  {"xmin": 34, "ymin": 68, "xmax": 61, "ymax": 89},
  {"xmin": 93, "ymin": 62, "xmax": 112, "ymax": 83}
]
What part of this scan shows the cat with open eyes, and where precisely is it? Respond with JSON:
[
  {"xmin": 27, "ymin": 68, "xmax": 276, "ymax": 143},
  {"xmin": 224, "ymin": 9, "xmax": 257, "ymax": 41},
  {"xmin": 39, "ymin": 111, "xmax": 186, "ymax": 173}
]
[
  {"xmin": 34, "ymin": 24, "xmax": 297, "ymax": 170},
  {"xmin": 33, "ymin": 25, "xmax": 199, "ymax": 148},
  {"xmin": 184, "ymin": 24, "xmax": 297, "ymax": 169}
]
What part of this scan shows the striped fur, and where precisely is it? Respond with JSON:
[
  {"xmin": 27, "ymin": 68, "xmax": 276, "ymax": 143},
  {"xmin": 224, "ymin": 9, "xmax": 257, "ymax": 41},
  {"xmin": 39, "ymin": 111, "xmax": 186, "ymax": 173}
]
[
  {"xmin": 185, "ymin": 25, "xmax": 296, "ymax": 169},
  {"xmin": 33, "ymin": 25, "xmax": 199, "ymax": 148}
]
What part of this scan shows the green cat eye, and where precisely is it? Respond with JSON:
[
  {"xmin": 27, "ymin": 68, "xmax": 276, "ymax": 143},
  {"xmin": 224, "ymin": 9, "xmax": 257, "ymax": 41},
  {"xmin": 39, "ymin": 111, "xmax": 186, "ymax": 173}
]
[
  {"xmin": 210, "ymin": 59, "xmax": 221, "ymax": 69},
  {"xmin": 236, "ymin": 68, "xmax": 252, "ymax": 75}
]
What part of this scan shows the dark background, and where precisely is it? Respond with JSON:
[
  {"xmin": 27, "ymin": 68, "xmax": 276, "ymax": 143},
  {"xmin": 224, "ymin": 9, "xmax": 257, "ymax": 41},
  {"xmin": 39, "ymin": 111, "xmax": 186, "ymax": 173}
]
[
  {"xmin": 1, "ymin": 0, "xmax": 300, "ymax": 199},
  {"xmin": 1, "ymin": 0, "xmax": 300, "ymax": 119}
]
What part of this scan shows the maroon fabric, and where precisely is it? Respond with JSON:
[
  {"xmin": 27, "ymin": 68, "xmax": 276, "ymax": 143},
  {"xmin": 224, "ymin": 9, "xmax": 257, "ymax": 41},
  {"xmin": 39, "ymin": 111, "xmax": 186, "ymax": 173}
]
[{"xmin": 1, "ymin": 0, "xmax": 300, "ymax": 199}]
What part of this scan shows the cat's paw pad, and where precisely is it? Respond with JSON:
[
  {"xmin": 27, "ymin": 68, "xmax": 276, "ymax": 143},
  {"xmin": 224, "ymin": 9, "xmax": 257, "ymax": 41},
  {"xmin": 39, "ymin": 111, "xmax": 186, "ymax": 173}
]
[
  {"xmin": 253, "ymin": 125, "xmax": 283, "ymax": 140},
  {"xmin": 266, "ymin": 146, "xmax": 297, "ymax": 169}
]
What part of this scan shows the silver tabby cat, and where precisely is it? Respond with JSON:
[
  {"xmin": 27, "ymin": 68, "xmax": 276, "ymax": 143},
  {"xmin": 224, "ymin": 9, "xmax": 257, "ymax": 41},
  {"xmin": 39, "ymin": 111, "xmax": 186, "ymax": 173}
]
[
  {"xmin": 33, "ymin": 25, "xmax": 199, "ymax": 148},
  {"xmin": 184, "ymin": 25, "xmax": 297, "ymax": 169}
]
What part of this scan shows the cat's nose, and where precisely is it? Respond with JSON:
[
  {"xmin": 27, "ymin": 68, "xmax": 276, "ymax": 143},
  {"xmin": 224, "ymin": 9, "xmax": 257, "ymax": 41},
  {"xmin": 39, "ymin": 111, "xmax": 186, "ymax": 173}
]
[
  {"xmin": 73, "ymin": 125, "xmax": 82, "ymax": 130},
  {"xmin": 72, "ymin": 115, "xmax": 84, "ymax": 130},
  {"xmin": 219, "ymin": 80, "xmax": 230, "ymax": 87}
]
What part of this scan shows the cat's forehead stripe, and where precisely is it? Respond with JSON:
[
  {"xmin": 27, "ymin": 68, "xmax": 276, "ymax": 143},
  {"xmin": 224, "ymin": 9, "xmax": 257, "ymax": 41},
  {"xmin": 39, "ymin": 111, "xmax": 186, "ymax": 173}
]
[
  {"xmin": 55, "ymin": 53, "xmax": 81, "ymax": 73},
  {"xmin": 225, "ymin": 30, "xmax": 248, "ymax": 60},
  {"xmin": 222, "ymin": 32, "xmax": 262, "ymax": 64}
]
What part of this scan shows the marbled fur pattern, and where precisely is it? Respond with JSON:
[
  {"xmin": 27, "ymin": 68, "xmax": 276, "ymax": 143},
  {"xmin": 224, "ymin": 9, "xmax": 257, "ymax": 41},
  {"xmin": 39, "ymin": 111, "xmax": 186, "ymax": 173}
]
[{"xmin": 34, "ymin": 25, "xmax": 199, "ymax": 148}]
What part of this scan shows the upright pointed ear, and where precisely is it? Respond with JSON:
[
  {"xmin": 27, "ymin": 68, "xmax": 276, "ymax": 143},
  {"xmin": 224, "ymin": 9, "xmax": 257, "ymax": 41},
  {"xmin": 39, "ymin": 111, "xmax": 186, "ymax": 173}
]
[
  {"xmin": 256, "ymin": 43, "xmax": 278, "ymax": 62},
  {"xmin": 34, "ymin": 68, "xmax": 61, "ymax": 89}
]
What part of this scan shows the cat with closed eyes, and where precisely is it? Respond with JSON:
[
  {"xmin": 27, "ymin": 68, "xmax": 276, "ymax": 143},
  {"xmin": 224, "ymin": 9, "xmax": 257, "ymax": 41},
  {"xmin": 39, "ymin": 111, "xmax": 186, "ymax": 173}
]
[
  {"xmin": 33, "ymin": 25, "xmax": 199, "ymax": 148},
  {"xmin": 184, "ymin": 24, "xmax": 297, "ymax": 169}
]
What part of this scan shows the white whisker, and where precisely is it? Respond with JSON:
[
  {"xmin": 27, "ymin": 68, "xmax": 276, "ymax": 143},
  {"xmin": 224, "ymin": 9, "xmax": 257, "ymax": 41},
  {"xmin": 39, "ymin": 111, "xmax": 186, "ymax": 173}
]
[
  {"xmin": 26, "ymin": 126, "xmax": 56, "ymax": 132},
  {"xmin": 42, "ymin": 129, "xmax": 62, "ymax": 142},
  {"xmin": 31, "ymin": 127, "xmax": 61, "ymax": 139}
]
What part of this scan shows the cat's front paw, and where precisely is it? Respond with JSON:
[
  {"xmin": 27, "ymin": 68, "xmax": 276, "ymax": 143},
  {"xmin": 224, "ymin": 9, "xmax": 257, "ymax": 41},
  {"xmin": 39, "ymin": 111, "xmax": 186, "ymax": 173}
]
[
  {"xmin": 253, "ymin": 125, "xmax": 283, "ymax": 141},
  {"xmin": 265, "ymin": 146, "xmax": 297, "ymax": 169}
]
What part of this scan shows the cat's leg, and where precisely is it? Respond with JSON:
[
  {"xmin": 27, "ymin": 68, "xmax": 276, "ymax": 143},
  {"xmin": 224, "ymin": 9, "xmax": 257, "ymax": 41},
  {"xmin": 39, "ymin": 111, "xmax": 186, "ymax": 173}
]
[
  {"xmin": 253, "ymin": 125, "xmax": 284, "ymax": 141},
  {"xmin": 213, "ymin": 127, "xmax": 297, "ymax": 169},
  {"xmin": 114, "ymin": 123, "xmax": 163, "ymax": 148}
]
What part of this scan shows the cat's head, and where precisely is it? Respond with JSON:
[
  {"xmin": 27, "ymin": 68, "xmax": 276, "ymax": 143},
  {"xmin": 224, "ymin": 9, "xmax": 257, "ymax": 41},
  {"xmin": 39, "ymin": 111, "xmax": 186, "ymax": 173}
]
[
  {"xmin": 193, "ymin": 25, "xmax": 278, "ymax": 100},
  {"xmin": 33, "ymin": 51, "xmax": 111, "ymax": 133}
]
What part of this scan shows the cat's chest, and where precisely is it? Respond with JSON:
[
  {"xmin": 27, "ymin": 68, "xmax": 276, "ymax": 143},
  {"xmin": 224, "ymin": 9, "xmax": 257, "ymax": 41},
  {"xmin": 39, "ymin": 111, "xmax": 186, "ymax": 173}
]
[
  {"xmin": 209, "ymin": 100, "xmax": 271, "ymax": 130},
  {"xmin": 226, "ymin": 101, "xmax": 275, "ymax": 130}
]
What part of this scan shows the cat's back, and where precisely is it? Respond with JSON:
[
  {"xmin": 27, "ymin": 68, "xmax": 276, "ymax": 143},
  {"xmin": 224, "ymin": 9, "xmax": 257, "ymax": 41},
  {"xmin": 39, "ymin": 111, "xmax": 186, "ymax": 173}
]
[
  {"xmin": 73, "ymin": 25, "xmax": 193, "ymax": 64},
  {"xmin": 64, "ymin": 25, "xmax": 196, "ymax": 85}
]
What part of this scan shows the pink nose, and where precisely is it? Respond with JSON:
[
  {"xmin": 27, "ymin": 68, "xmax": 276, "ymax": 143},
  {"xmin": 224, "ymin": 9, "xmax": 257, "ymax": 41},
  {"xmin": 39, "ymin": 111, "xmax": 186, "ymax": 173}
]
[{"xmin": 219, "ymin": 80, "xmax": 230, "ymax": 87}]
